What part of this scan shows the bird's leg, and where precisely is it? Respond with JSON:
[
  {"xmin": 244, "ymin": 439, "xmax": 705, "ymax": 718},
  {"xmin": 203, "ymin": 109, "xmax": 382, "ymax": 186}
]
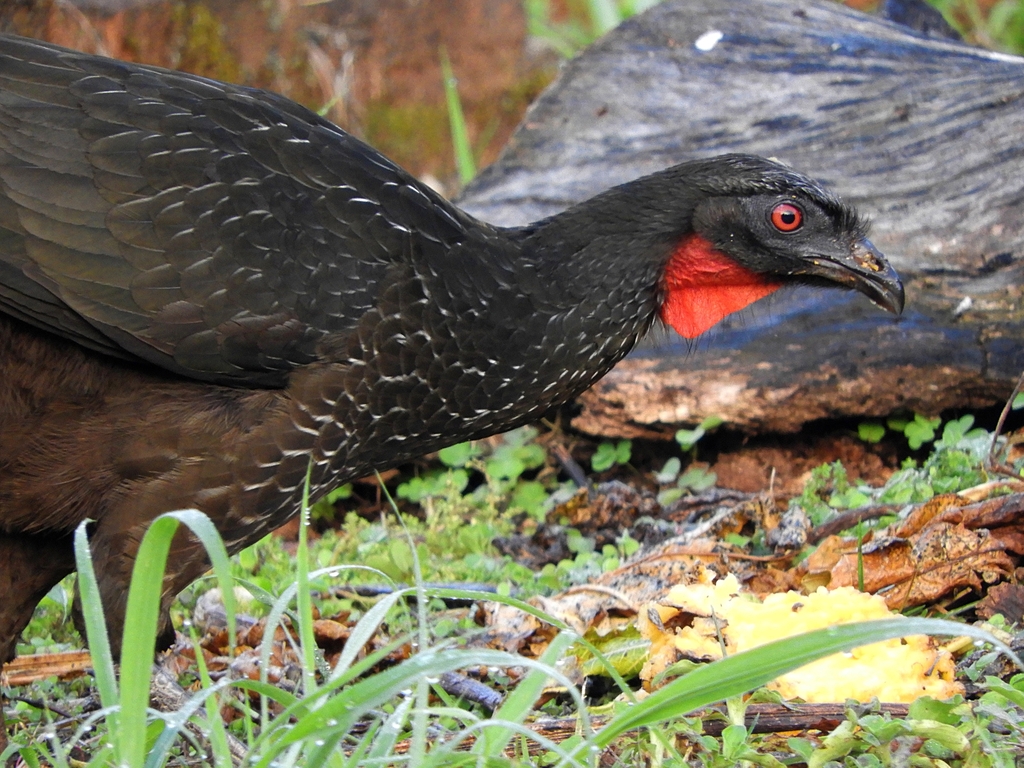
[
  {"xmin": 68, "ymin": 521, "xmax": 250, "ymax": 762},
  {"xmin": 0, "ymin": 532, "xmax": 77, "ymax": 752},
  {"xmin": 70, "ymin": 519, "xmax": 215, "ymax": 658}
]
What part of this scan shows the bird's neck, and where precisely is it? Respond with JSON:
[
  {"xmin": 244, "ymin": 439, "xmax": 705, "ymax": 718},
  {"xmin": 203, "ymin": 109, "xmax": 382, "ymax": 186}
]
[{"xmin": 659, "ymin": 234, "xmax": 783, "ymax": 338}]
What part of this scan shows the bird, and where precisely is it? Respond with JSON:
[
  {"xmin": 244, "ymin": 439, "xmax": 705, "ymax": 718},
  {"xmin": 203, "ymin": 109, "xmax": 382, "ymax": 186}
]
[{"xmin": 0, "ymin": 32, "xmax": 903, "ymax": 729}]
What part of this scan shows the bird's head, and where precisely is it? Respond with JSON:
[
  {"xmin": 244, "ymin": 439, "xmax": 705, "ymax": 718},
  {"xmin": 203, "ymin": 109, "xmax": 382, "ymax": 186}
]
[{"xmin": 656, "ymin": 155, "xmax": 904, "ymax": 338}]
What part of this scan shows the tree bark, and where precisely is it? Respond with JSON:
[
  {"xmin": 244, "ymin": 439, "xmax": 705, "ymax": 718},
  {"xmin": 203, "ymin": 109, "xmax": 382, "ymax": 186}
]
[{"xmin": 459, "ymin": 0, "xmax": 1024, "ymax": 437}]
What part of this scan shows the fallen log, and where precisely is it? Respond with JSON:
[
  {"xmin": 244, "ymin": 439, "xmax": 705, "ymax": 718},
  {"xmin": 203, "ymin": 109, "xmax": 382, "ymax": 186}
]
[{"xmin": 460, "ymin": 0, "xmax": 1024, "ymax": 437}]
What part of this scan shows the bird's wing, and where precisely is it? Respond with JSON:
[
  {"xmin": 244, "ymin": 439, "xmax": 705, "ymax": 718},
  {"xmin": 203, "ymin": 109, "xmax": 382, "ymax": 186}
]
[{"xmin": 0, "ymin": 34, "xmax": 475, "ymax": 386}]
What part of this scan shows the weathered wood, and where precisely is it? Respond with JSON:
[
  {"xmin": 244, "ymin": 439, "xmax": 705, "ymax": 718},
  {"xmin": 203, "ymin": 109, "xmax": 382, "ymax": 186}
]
[{"xmin": 459, "ymin": 0, "xmax": 1024, "ymax": 437}]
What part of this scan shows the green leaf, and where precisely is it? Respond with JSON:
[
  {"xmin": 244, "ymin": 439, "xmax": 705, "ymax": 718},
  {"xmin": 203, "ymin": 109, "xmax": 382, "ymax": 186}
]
[
  {"xmin": 620, "ymin": 532, "xmax": 640, "ymax": 557},
  {"xmin": 566, "ymin": 528, "xmax": 594, "ymax": 555},
  {"xmin": 679, "ymin": 465, "xmax": 717, "ymax": 492},
  {"xmin": 675, "ymin": 426, "xmax": 705, "ymax": 451},
  {"xmin": 786, "ymin": 738, "xmax": 816, "ymax": 760},
  {"xmin": 858, "ymin": 422, "xmax": 886, "ymax": 443},
  {"xmin": 486, "ymin": 450, "xmax": 526, "ymax": 482},
  {"xmin": 237, "ymin": 545, "xmax": 258, "ymax": 571},
  {"xmin": 1013, "ymin": 391, "xmax": 1024, "ymax": 410},
  {"xmin": 905, "ymin": 413, "xmax": 941, "ymax": 450},
  {"xmin": 724, "ymin": 532, "xmax": 751, "ymax": 547},
  {"xmin": 397, "ymin": 469, "xmax": 469, "ymax": 502},
  {"xmin": 657, "ymin": 486, "xmax": 685, "ymax": 506},
  {"xmin": 654, "ymin": 457, "xmax": 681, "ymax": 484},
  {"xmin": 324, "ymin": 482, "xmax": 352, "ymax": 503},
  {"xmin": 676, "ymin": 417, "xmax": 721, "ymax": 450},
  {"xmin": 908, "ymin": 696, "xmax": 963, "ymax": 725},
  {"xmin": 908, "ymin": 719, "xmax": 970, "ymax": 753},
  {"xmin": 983, "ymin": 675, "xmax": 1024, "ymax": 708},
  {"xmin": 500, "ymin": 426, "xmax": 538, "ymax": 447},
  {"xmin": 591, "ymin": 443, "xmax": 615, "ymax": 472},
  {"xmin": 700, "ymin": 414, "xmax": 724, "ymax": 430},
  {"xmin": 720, "ymin": 724, "xmax": 750, "ymax": 756},
  {"xmin": 510, "ymin": 480, "xmax": 548, "ymax": 518},
  {"xmin": 886, "ymin": 416, "xmax": 910, "ymax": 431},
  {"xmin": 936, "ymin": 414, "xmax": 972, "ymax": 448},
  {"xmin": 614, "ymin": 439, "xmax": 632, "ymax": 464},
  {"xmin": 592, "ymin": 440, "xmax": 630, "ymax": 472},
  {"xmin": 516, "ymin": 441, "xmax": 548, "ymax": 469},
  {"xmin": 574, "ymin": 626, "xmax": 649, "ymax": 678},
  {"xmin": 438, "ymin": 441, "xmax": 477, "ymax": 467},
  {"xmin": 829, "ymin": 487, "xmax": 871, "ymax": 509}
]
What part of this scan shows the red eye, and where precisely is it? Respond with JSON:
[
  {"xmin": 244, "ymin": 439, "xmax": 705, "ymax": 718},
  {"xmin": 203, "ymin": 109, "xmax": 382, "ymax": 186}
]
[{"xmin": 770, "ymin": 202, "xmax": 803, "ymax": 232}]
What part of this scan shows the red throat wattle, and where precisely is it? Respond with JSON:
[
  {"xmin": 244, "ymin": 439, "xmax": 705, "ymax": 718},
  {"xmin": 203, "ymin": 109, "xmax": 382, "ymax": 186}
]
[{"xmin": 659, "ymin": 233, "xmax": 783, "ymax": 339}]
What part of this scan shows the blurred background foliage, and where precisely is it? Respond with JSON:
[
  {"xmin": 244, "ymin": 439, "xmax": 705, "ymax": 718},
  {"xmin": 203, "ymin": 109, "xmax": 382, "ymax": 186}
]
[{"xmin": 0, "ymin": 0, "xmax": 1020, "ymax": 188}]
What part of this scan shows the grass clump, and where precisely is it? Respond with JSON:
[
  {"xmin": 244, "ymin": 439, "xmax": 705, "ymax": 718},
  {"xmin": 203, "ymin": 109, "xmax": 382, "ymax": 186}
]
[{"xmin": 5, "ymin": 502, "xmax": 1004, "ymax": 767}]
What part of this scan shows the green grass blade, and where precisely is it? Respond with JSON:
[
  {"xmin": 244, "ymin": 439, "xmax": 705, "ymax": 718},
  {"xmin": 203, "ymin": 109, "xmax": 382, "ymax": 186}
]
[
  {"xmin": 449, "ymin": 719, "xmax": 587, "ymax": 768},
  {"xmin": 118, "ymin": 509, "xmax": 236, "ymax": 768},
  {"xmin": 72, "ymin": 522, "xmax": 120, "ymax": 735},
  {"xmin": 117, "ymin": 516, "xmax": 177, "ymax": 768},
  {"xmin": 245, "ymin": 637, "xmax": 404, "ymax": 752},
  {"xmin": 257, "ymin": 648, "xmax": 584, "ymax": 766},
  {"xmin": 586, "ymin": 0, "xmax": 623, "ymax": 35},
  {"xmin": 257, "ymin": 564, "xmax": 380, "ymax": 711},
  {"xmin": 432, "ymin": 586, "xmax": 640, "ymax": 703},
  {"xmin": 366, "ymin": 695, "xmax": 412, "ymax": 761},
  {"xmin": 329, "ymin": 589, "xmax": 407, "ymax": 680},
  {"xmin": 296, "ymin": 465, "xmax": 319, "ymax": 697},
  {"xmin": 188, "ymin": 625, "xmax": 232, "ymax": 767},
  {"xmin": 406, "ymin": 499, "xmax": 432, "ymax": 768},
  {"xmin": 258, "ymin": 579, "xmax": 301, "ymax": 725},
  {"xmin": 251, "ymin": 564, "xmax": 398, "ymax": 737},
  {"xmin": 477, "ymin": 631, "xmax": 582, "ymax": 757},
  {"xmin": 143, "ymin": 678, "xmax": 236, "ymax": 768},
  {"xmin": 440, "ymin": 47, "xmax": 476, "ymax": 184},
  {"xmin": 523, "ymin": 0, "xmax": 577, "ymax": 57}
]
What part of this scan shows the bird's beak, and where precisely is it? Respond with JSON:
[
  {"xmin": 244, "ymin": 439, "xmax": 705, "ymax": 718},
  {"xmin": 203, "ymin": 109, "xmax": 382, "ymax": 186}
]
[{"xmin": 801, "ymin": 237, "xmax": 905, "ymax": 315}]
